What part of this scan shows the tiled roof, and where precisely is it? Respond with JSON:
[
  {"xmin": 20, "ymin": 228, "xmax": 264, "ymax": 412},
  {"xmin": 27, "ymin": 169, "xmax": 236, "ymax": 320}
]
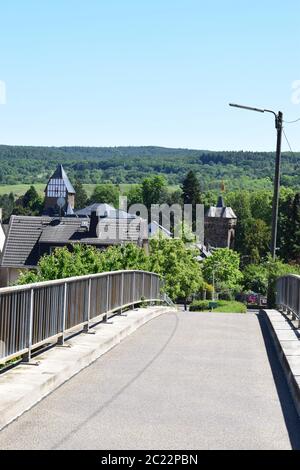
[
  {"xmin": 1, "ymin": 216, "xmax": 51, "ymax": 268},
  {"xmin": 1, "ymin": 215, "xmax": 147, "ymax": 268}
]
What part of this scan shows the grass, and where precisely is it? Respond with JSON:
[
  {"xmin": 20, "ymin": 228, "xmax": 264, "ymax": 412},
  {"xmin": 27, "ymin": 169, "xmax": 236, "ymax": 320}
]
[
  {"xmin": 0, "ymin": 183, "xmax": 181, "ymax": 199},
  {"xmin": 0, "ymin": 184, "xmax": 45, "ymax": 197},
  {"xmin": 189, "ymin": 300, "xmax": 247, "ymax": 314}
]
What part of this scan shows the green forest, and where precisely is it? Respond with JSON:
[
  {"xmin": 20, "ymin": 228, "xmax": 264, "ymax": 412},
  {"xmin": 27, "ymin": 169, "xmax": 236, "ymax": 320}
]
[{"xmin": 0, "ymin": 145, "xmax": 300, "ymax": 190}]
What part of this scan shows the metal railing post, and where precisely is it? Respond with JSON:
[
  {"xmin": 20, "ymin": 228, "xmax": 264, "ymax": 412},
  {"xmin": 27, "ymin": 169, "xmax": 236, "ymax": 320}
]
[
  {"xmin": 58, "ymin": 282, "xmax": 67, "ymax": 345},
  {"xmin": 84, "ymin": 278, "xmax": 92, "ymax": 333},
  {"xmin": 132, "ymin": 271, "xmax": 136, "ymax": 309},
  {"xmin": 150, "ymin": 273, "xmax": 153, "ymax": 305},
  {"xmin": 23, "ymin": 288, "xmax": 34, "ymax": 363},
  {"xmin": 142, "ymin": 272, "xmax": 145, "ymax": 299},
  {"xmin": 104, "ymin": 274, "xmax": 110, "ymax": 322},
  {"xmin": 120, "ymin": 272, "xmax": 124, "ymax": 313}
]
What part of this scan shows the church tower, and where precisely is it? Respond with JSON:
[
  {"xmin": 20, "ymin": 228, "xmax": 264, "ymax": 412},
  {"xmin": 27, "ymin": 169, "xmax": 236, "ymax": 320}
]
[
  {"xmin": 44, "ymin": 165, "xmax": 76, "ymax": 216},
  {"xmin": 204, "ymin": 186, "xmax": 237, "ymax": 249}
]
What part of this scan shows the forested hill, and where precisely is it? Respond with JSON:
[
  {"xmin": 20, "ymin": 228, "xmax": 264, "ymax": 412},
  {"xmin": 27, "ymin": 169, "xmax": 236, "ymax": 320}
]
[{"xmin": 0, "ymin": 145, "xmax": 299, "ymax": 190}]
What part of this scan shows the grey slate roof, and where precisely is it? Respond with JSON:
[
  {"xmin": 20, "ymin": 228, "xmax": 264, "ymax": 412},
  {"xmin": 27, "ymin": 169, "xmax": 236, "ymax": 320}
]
[
  {"xmin": 75, "ymin": 203, "xmax": 135, "ymax": 219},
  {"xmin": 38, "ymin": 218, "xmax": 87, "ymax": 243},
  {"xmin": 45, "ymin": 164, "xmax": 76, "ymax": 194},
  {"xmin": 1, "ymin": 216, "xmax": 51, "ymax": 268},
  {"xmin": 1, "ymin": 215, "xmax": 147, "ymax": 268},
  {"xmin": 206, "ymin": 206, "xmax": 237, "ymax": 219},
  {"xmin": 206, "ymin": 194, "xmax": 237, "ymax": 219}
]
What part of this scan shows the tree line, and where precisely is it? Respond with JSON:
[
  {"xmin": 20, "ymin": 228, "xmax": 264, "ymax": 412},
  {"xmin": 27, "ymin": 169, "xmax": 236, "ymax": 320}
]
[
  {"xmin": 1, "ymin": 145, "xmax": 300, "ymax": 190},
  {"xmin": 2, "ymin": 171, "xmax": 300, "ymax": 268}
]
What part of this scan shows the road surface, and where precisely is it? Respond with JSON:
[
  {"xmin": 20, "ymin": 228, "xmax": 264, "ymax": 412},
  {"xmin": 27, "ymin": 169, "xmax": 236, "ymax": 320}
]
[{"xmin": 0, "ymin": 310, "xmax": 299, "ymax": 450}]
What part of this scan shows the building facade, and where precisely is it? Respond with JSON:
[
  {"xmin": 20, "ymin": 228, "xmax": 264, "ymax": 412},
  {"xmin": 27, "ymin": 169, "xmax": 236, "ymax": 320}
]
[
  {"xmin": 204, "ymin": 196, "xmax": 237, "ymax": 249},
  {"xmin": 44, "ymin": 164, "xmax": 76, "ymax": 216}
]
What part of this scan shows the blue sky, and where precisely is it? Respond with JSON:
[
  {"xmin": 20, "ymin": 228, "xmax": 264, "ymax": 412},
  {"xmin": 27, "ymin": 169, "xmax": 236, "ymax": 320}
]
[{"xmin": 0, "ymin": 0, "xmax": 300, "ymax": 150}]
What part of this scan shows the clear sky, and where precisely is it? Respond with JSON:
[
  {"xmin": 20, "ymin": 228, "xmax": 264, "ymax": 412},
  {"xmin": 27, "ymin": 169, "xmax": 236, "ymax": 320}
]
[{"xmin": 0, "ymin": 0, "xmax": 300, "ymax": 151}]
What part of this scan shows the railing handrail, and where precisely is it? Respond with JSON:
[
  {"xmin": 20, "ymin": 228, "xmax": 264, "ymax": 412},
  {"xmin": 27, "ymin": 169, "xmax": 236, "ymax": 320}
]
[
  {"xmin": 276, "ymin": 274, "xmax": 300, "ymax": 326},
  {"xmin": 276, "ymin": 273, "xmax": 300, "ymax": 282},
  {"xmin": 0, "ymin": 269, "xmax": 161, "ymax": 294},
  {"xmin": 0, "ymin": 270, "xmax": 163, "ymax": 365}
]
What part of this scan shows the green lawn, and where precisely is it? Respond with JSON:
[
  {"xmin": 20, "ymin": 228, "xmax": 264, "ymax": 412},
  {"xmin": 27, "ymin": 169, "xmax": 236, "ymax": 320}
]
[
  {"xmin": 0, "ymin": 184, "xmax": 45, "ymax": 197},
  {"xmin": 189, "ymin": 300, "xmax": 247, "ymax": 314},
  {"xmin": 0, "ymin": 183, "xmax": 181, "ymax": 199},
  {"xmin": 0, "ymin": 183, "xmax": 129, "ymax": 198}
]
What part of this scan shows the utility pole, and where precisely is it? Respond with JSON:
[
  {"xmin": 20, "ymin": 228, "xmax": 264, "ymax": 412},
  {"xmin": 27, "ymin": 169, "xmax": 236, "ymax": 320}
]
[
  {"xmin": 270, "ymin": 111, "xmax": 283, "ymax": 259},
  {"xmin": 229, "ymin": 104, "xmax": 283, "ymax": 259}
]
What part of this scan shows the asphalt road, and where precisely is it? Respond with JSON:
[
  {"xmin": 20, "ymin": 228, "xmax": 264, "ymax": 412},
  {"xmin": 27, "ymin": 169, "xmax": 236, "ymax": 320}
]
[{"xmin": 0, "ymin": 310, "xmax": 300, "ymax": 450}]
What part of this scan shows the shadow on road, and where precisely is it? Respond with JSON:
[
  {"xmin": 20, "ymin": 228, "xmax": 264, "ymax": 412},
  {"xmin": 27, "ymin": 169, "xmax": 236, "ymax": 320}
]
[{"xmin": 257, "ymin": 313, "xmax": 300, "ymax": 450}]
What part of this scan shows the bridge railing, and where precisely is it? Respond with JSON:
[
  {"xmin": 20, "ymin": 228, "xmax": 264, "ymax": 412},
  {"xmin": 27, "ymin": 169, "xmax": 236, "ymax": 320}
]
[
  {"xmin": 0, "ymin": 270, "xmax": 162, "ymax": 364},
  {"xmin": 276, "ymin": 274, "xmax": 300, "ymax": 326}
]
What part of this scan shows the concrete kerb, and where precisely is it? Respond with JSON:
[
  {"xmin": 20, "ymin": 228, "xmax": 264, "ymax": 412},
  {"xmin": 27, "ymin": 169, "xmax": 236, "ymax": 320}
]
[
  {"xmin": 261, "ymin": 309, "xmax": 300, "ymax": 417},
  {"xmin": 0, "ymin": 306, "xmax": 175, "ymax": 431}
]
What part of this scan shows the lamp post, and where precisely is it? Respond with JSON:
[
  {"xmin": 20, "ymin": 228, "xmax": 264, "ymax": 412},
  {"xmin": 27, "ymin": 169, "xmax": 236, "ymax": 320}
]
[
  {"xmin": 229, "ymin": 103, "xmax": 283, "ymax": 259},
  {"xmin": 212, "ymin": 262, "xmax": 221, "ymax": 302}
]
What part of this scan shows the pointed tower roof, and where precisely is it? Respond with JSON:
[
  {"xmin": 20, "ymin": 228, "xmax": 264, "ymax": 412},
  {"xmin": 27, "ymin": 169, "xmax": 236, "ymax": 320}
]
[
  {"xmin": 46, "ymin": 164, "xmax": 76, "ymax": 194},
  {"xmin": 216, "ymin": 195, "xmax": 225, "ymax": 208},
  {"xmin": 206, "ymin": 194, "xmax": 237, "ymax": 219}
]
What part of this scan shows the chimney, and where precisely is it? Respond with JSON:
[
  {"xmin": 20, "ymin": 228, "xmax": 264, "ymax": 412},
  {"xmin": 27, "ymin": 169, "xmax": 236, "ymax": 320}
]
[{"xmin": 90, "ymin": 210, "xmax": 99, "ymax": 237}]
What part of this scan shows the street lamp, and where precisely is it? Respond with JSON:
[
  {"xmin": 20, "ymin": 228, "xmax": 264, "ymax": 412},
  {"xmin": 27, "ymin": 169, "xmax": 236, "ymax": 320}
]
[{"xmin": 229, "ymin": 103, "xmax": 283, "ymax": 259}]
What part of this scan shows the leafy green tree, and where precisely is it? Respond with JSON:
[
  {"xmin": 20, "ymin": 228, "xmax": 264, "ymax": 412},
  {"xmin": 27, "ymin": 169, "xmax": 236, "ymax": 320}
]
[
  {"xmin": 142, "ymin": 175, "xmax": 168, "ymax": 210},
  {"xmin": 0, "ymin": 192, "xmax": 15, "ymax": 222},
  {"xmin": 243, "ymin": 218, "xmax": 271, "ymax": 263},
  {"xmin": 242, "ymin": 263, "xmax": 269, "ymax": 295},
  {"xmin": 166, "ymin": 188, "xmax": 183, "ymax": 206},
  {"xmin": 278, "ymin": 189, "xmax": 294, "ymax": 261},
  {"xmin": 18, "ymin": 241, "xmax": 203, "ymax": 305},
  {"xmin": 74, "ymin": 180, "xmax": 88, "ymax": 210},
  {"xmin": 202, "ymin": 248, "xmax": 243, "ymax": 292},
  {"xmin": 290, "ymin": 193, "xmax": 300, "ymax": 262},
  {"xmin": 181, "ymin": 170, "xmax": 201, "ymax": 205},
  {"xmin": 226, "ymin": 191, "xmax": 252, "ymax": 256},
  {"xmin": 14, "ymin": 186, "xmax": 43, "ymax": 216},
  {"xmin": 181, "ymin": 170, "xmax": 202, "ymax": 231},
  {"xmin": 249, "ymin": 190, "xmax": 272, "ymax": 226},
  {"xmin": 89, "ymin": 184, "xmax": 120, "ymax": 207},
  {"xmin": 242, "ymin": 256, "xmax": 300, "ymax": 306},
  {"xmin": 126, "ymin": 185, "xmax": 143, "ymax": 208},
  {"xmin": 148, "ymin": 238, "xmax": 203, "ymax": 305},
  {"xmin": 99, "ymin": 244, "xmax": 149, "ymax": 272},
  {"xmin": 18, "ymin": 245, "xmax": 105, "ymax": 283}
]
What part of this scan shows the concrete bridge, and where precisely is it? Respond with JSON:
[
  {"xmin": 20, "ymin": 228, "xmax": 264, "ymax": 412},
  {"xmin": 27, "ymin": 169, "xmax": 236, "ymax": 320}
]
[{"xmin": 0, "ymin": 272, "xmax": 300, "ymax": 449}]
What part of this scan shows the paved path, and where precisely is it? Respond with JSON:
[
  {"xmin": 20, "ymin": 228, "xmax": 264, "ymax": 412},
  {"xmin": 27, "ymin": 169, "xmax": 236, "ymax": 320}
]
[{"xmin": 0, "ymin": 311, "xmax": 300, "ymax": 450}]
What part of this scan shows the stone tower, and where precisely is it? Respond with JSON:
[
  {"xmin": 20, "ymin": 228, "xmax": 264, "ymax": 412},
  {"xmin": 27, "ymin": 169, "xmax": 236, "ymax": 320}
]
[
  {"xmin": 44, "ymin": 165, "xmax": 76, "ymax": 216},
  {"xmin": 204, "ymin": 195, "xmax": 237, "ymax": 249}
]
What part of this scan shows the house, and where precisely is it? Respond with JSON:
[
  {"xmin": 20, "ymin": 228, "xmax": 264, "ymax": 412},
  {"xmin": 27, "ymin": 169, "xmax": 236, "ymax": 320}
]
[
  {"xmin": 0, "ymin": 164, "xmax": 148, "ymax": 286},
  {"xmin": 0, "ymin": 210, "xmax": 148, "ymax": 286},
  {"xmin": 204, "ymin": 195, "xmax": 237, "ymax": 249}
]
